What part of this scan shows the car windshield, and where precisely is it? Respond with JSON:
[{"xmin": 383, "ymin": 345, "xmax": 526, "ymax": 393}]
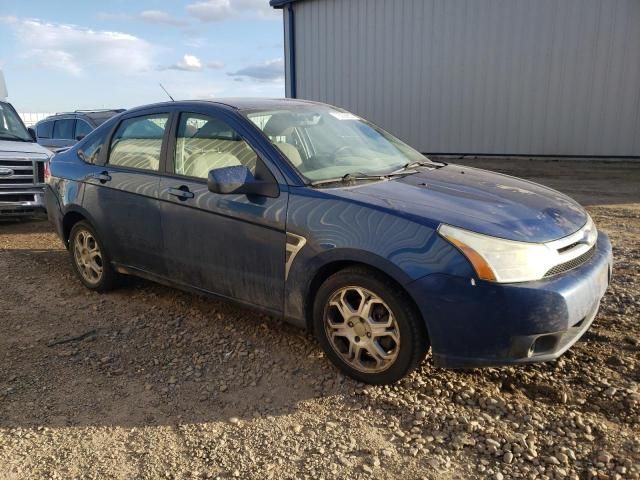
[
  {"xmin": 0, "ymin": 101, "xmax": 32, "ymax": 142},
  {"xmin": 245, "ymin": 105, "xmax": 430, "ymax": 183}
]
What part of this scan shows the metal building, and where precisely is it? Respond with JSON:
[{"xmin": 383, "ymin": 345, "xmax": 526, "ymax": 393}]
[{"xmin": 271, "ymin": 0, "xmax": 640, "ymax": 157}]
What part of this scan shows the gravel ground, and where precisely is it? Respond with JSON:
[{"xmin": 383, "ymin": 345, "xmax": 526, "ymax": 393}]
[{"xmin": 1, "ymin": 159, "xmax": 639, "ymax": 479}]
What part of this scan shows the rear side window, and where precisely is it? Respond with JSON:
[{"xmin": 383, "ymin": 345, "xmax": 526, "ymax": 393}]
[
  {"xmin": 75, "ymin": 120, "xmax": 93, "ymax": 139},
  {"xmin": 108, "ymin": 114, "xmax": 168, "ymax": 171},
  {"xmin": 53, "ymin": 119, "xmax": 75, "ymax": 140},
  {"xmin": 78, "ymin": 129, "xmax": 108, "ymax": 164},
  {"xmin": 37, "ymin": 121, "xmax": 53, "ymax": 139}
]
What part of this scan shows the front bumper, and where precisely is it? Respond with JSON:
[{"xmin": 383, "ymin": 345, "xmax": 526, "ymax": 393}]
[
  {"xmin": 0, "ymin": 189, "xmax": 46, "ymax": 216},
  {"xmin": 407, "ymin": 233, "xmax": 613, "ymax": 368}
]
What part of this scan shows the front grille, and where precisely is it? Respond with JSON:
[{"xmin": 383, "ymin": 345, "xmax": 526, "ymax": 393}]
[
  {"xmin": 0, "ymin": 193, "xmax": 35, "ymax": 203},
  {"xmin": 0, "ymin": 157, "xmax": 44, "ymax": 187},
  {"xmin": 544, "ymin": 246, "xmax": 596, "ymax": 277},
  {"xmin": 0, "ymin": 177, "xmax": 32, "ymax": 184}
]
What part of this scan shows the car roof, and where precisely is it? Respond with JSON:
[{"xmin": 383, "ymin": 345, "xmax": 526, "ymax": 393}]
[{"xmin": 124, "ymin": 98, "xmax": 326, "ymax": 115}]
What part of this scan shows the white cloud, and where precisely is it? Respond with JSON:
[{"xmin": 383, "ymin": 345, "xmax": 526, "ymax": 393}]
[
  {"xmin": 187, "ymin": 0, "xmax": 233, "ymax": 22},
  {"xmin": 27, "ymin": 49, "xmax": 82, "ymax": 76},
  {"xmin": 97, "ymin": 10, "xmax": 188, "ymax": 27},
  {"xmin": 0, "ymin": 15, "xmax": 18, "ymax": 24},
  {"xmin": 228, "ymin": 58, "xmax": 284, "ymax": 82},
  {"xmin": 187, "ymin": 0, "xmax": 278, "ymax": 22},
  {"xmin": 174, "ymin": 54, "xmax": 203, "ymax": 71},
  {"xmin": 8, "ymin": 19, "xmax": 155, "ymax": 76},
  {"xmin": 139, "ymin": 10, "xmax": 188, "ymax": 26},
  {"xmin": 233, "ymin": 0, "xmax": 278, "ymax": 18},
  {"xmin": 160, "ymin": 54, "xmax": 224, "ymax": 72}
]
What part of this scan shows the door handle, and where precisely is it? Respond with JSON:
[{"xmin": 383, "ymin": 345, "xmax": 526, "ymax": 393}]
[
  {"xmin": 168, "ymin": 186, "xmax": 195, "ymax": 201},
  {"xmin": 95, "ymin": 171, "xmax": 111, "ymax": 184}
]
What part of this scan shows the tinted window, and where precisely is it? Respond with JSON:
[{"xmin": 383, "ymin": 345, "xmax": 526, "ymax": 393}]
[
  {"xmin": 78, "ymin": 129, "xmax": 108, "ymax": 164},
  {"xmin": 53, "ymin": 119, "xmax": 75, "ymax": 140},
  {"xmin": 75, "ymin": 120, "xmax": 93, "ymax": 139},
  {"xmin": 108, "ymin": 114, "xmax": 168, "ymax": 171},
  {"xmin": 37, "ymin": 121, "xmax": 53, "ymax": 139},
  {"xmin": 174, "ymin": 113, "xmax": 257, "ymax": 179}
]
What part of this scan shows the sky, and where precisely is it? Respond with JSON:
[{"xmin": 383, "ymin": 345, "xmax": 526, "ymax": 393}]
[{"xmin": 0, "ymin": 0, "xmax": 285, "ymax": 112}]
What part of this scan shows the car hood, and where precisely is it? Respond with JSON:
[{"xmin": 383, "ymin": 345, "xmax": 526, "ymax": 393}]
[
  {"xmin": 330, "ymin": 164, "xmax": 588, "ymax": 243},
  {"xmin": 0, "ymin": 139, "xmax": 52, "ymax": 157}
]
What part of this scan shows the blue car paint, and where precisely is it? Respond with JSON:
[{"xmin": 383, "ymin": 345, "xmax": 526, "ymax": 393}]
[
  {"xmin": 326, "ymin": 166, "xmax": 588, "ymax": 243},
  {"xmin": 407, "ymin": 233, "xmax": 612, "ymax": 367},
  {"xmin": 45, "ymin": 99, "xmax": 613, "ymax": 368},
  {"xmin": 283, "ymin": 185, "xmax": 475, "ymax": 325}
]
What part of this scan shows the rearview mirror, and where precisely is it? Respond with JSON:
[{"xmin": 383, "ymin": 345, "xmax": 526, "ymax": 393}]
[
  {"xmin": 76, "ymin": 134, "xmax": 86, "ymax": 141},
  {"xmin": 208, "ymin": 165, "xmax": 279, "ymax": 198},
  {"xmin": 27, "ymin": 127, "xmax": 37, "ymax": 142}
]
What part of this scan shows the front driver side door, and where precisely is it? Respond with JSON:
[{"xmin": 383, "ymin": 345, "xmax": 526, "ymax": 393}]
[{"xmin": 159, "ymin": 110, "xmax": 287, "ymax": 313}]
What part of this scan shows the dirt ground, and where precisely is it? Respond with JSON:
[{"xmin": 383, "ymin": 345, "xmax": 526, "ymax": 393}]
[{"xmin": 0, "ymin": 158, "xmax": 639, "ymax": 480}]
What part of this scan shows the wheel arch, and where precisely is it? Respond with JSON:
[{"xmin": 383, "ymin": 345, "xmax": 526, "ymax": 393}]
[
  {"xmin": 62, "ymin": 211, "xmax": 87, "ymax": 245},
  {"xmin": 61, "ymin": 206, "xmax": 103, "ymax": 248}
]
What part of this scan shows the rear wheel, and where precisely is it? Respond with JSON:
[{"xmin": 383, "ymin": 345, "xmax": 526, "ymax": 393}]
[
  {"xmin": 69, "ymin": 221, "xmax": 118, "ymax": 291},
  {"xmin": 313, "ymin": 267, "xmax": 429, "ymax": 384}
]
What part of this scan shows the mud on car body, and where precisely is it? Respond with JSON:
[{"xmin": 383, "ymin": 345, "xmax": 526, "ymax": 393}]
[{"xmin": 45, "ymin": 99, "xmax": 612, "ymax": 384}]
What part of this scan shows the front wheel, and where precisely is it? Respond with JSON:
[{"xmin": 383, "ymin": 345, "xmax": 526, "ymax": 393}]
[{"xmin": 313, "ymin": 267, "xmax": 429, "ymax": 384}]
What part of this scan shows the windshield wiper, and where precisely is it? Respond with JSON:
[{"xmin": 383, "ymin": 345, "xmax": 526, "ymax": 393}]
[
  {"xmin": 391, "ymin": 160, "xmax": 447, "ymax": 174},
  {"xmin": 311, "ymin": 172, "xmax": 389, "ymax": 187},
  {"xmin": 0, "ymin": 132, "xmax": 31, "ymax": 142},
  {"xmin": 311, "ymin": 166, "xmax": 430, "ymax": 187}
]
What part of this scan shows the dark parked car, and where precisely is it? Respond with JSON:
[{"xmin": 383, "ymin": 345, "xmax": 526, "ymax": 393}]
[
  {"xmin": 34, "ymin": 109, "xmax": 125, "ymax": 151},
  {"xmin": 44, "ymin": 99, "xmax": 612, "ymax": 384}
]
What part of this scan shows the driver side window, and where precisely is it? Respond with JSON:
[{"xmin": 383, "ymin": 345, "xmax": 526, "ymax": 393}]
[{"xmin": 174, "ymin": 113, "xmax": 257, "ymax": 179}]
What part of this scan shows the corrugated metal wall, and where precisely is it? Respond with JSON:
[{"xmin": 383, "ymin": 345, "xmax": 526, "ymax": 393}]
[{"xmin": 285, "ymin": 0, "xmax": 640, "ymax": 156}]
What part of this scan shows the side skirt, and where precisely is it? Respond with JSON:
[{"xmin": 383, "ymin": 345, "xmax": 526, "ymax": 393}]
[{"xmin": 112, "ymin": 262, "xmax": 285, "ymax": 320}]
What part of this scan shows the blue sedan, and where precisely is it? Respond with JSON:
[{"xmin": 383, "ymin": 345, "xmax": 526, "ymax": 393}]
[{"xmin": 44, "ymin": 99, "xmax": 612, "ymax": 384}]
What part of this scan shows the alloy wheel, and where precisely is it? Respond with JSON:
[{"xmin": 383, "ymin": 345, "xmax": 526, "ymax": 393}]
[
  {"xmin": 73, "ymin": 229, "xmax": 104, "ymax": 285},
  {"xmin": 324, "ymin": 286, "xmax": 400, "ymax": 373}
]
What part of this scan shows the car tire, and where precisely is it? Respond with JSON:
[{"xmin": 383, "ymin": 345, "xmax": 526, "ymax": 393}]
[
  {"xmin": 68, "ymin": 221, "xmax": 118, "ymax": 292},
  {"xmin": 313, "ymin": 266, "xmax": 429, "ymax": 384}
]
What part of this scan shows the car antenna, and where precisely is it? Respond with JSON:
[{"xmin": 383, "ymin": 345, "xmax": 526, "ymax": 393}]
[{"xmin": 159, "ymin": 83, "xmax": 175, "ymax": 101}]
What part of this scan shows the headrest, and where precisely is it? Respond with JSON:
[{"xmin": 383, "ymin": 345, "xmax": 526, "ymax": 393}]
[
  {"xmin": 194, "ymin": 120, "xmax": 239, "ymax": 140},
  {"xmin": 263, "ymin": 113, "xmax": 295, "ymax": 137}
]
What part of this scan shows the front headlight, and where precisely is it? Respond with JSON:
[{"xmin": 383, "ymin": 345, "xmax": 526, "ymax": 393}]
[{"xmin": 438, "ymin": 224, "xmax": 560, "ymax": 283}]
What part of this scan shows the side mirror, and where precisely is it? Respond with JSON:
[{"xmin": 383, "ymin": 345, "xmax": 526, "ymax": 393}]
[
  {"xmin": 75, "ymin": 134, "xmax": 86, "ymax": 141},
  {"xmin": 27, "ymin": 127, "xmax": 37, "ymax": 142},
  {"xmin": 208, "ymin": 165, "xmax": 279, "ymax": 198}
]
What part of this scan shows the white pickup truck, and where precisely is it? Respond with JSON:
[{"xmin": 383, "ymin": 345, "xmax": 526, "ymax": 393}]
[{"xmin": 0, "ymin": 71, "xmax": 52, "ymax": 218}]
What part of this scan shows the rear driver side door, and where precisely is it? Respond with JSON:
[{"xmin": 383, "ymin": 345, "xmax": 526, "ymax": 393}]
[
  {"xmin": 159, "ymin": 109, "xmax": 288, "ymax": 313},
  {"xmin": 83, "ymin": 111, "xmax": 170, "ymax": 275}
]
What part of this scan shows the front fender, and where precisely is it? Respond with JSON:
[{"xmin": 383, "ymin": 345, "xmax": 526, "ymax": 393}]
[
  {"xmin": 283, "ymin": 188, "xmax": 474, "ymax": 328},
  {"xmin": 284, "ymin": 221, "xmax": 474, "ymax": 329}
]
